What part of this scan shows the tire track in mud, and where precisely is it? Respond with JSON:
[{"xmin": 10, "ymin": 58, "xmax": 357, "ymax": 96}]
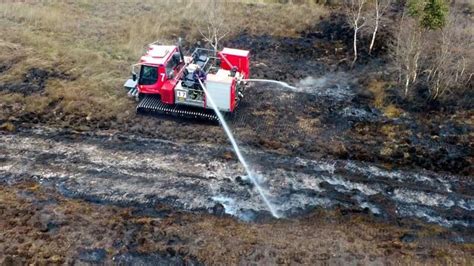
[{"xmin": 1, "ymin": 128, "xmax": 473, "ymax": 236}]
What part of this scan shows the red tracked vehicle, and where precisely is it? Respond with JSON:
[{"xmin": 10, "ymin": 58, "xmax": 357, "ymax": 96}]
[{"xmin": 124, "ymin": 41, "xmax": 250, "ymax": 120}]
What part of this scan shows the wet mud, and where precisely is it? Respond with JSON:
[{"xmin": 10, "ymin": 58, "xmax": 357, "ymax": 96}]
[{"xmin": 1, "ymin": 127, "xmax": 472, "ymax": 234}]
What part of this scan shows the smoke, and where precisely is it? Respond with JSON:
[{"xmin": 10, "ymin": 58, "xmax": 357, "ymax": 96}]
[
  {"xmin": 298, "ymin": 76, "xmax": 329, "ymax": 88},
  {"xmin": 246, "ymin": 72, "xmax": 354, "ymax": 101},
  {"xmin": 296, "ymin": 72, "xmax": 354, "ymax": 100}
]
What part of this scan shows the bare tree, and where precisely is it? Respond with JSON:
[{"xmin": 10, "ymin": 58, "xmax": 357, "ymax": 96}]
[
  {"xmin": 368, "ymin": 0, "xmax": 391, "ymax": 54},
  {"xmin": 423, "ymin": 11, "xmax": 473, "ymax": 99},
  {"xmin": 391, "ymin": 7, "xmax": 473, "ymax": 99},
  {"xmin": 392, "ymin": 14, "xmax": 424, "ymax": 96},
  {"xmin": 196, "ymin": 0, "xmax": 230, "ymax": 54},
  {"xmin": 345, "ymin": 0, "xmax": 368, "ymax": 66}
]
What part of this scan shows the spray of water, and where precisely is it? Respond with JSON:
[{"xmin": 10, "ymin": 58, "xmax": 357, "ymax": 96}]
[
  {"xmin": 243, "ymin": 79, "xmax": 298, "ymax": 90},
  {"xmin": 244, "ymin": 76, "xmax": 353, "ymax": 101},
  {"xmin": 198, "ymin": 79, "xmax": 280, "ymax": 218}
]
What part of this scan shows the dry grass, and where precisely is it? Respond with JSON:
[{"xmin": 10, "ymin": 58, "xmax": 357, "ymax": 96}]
[
  {"xmin": 0, "ymin": 0, "xmax": 327, "ymax": 125},
  {"xmin": 367, "ymin": 79, "xmax": 386, "ymax": 109},
  {"xmin": 383, "ymin": 104, "xmax": 403, "ymax": 118},
  {"xmin": 367, "ymin": 79, "xmax": 404, "ymax": 118}
]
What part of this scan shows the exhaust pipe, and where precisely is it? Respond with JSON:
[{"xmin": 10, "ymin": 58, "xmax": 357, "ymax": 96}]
[{"xmin": 177, "ymin": 37, "xmax": 185, "ymax": 63}]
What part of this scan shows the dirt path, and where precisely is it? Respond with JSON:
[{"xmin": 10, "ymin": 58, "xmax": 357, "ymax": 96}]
[{"xmin": 1, "ymin": 127, "xmax": 472, "ymax": 231}]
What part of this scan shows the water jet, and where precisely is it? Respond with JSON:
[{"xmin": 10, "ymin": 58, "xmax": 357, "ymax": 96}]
[{"xmin": 198, "ymin": 79, "xmax": 280, "ymax": 218}]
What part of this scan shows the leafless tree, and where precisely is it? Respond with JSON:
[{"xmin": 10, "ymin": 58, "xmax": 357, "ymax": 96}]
[
  {"xmin": 423, "ymin": 11, "xmax": 473, "ymax": 99},
  {"xmin": 391, "ymin": 8, "xmax": 473, "ymax": 99},
  {"xmin": 392, "ymin": 14, "xmax": 424, "ymax": 96},
  {"xmin": 345, "ymin": 0, "xmax": 368, "ymax": 66},
  {"xmin": 196, "ymin": 0, "xmax": 230, "ymax": 54},
  {"xmin": 368, "ymin": 0, "xmax": 391, "ymax": 54}
]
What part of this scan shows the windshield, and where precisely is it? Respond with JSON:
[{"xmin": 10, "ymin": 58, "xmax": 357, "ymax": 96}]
[{"xmin": 138, "ymin": 65, "xmax": 158, "ymax": 85}]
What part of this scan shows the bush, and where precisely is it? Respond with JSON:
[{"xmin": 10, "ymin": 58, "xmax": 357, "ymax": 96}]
[{"xmin": 390, "ymin": 3, "xmax": 473, "ymax": 106}]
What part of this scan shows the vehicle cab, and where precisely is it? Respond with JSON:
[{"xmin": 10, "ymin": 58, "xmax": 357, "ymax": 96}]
[{"xmin": 136, "ymin": 45, "xmax": 184, "ymax": 104}]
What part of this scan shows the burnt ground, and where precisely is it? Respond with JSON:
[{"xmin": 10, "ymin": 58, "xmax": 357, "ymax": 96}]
[
  {"xmin": 1, "ymin": 181, "xmax": 472, "ymax": 265},
  {"xmin": 1, "ymin": 14, "xmax": 473, "ymax": 264}
]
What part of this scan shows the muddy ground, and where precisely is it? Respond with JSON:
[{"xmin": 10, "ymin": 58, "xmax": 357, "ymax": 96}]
[{"xmin": 1, "ymin": 14, "xmax": 473, "ymax": 265}]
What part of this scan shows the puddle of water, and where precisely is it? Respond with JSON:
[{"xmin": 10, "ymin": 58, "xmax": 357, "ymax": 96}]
[
  {"xmin": 322, "ymin": 175, "xmax": 379, "ymax": 196},
  {"xmin": 212, "ymin": 196, "xmax": 238, "ymax": 216},
  {"xmin": 393, "ymin": 189, "xmax": 455, "ymax": 208},
  {"xmin": 212, "ymin": 196, "xmax": 256, "ymax": 222},
  {"xmin": 458, "ymin": 199, "xmax": 474, "ymax": 211},
  {"xmin": 397, "ymin": 205, "xmax": 472, "ymax": 228},
  {"xmin": 360, "ymin": 202, "xmax": 381, "ymax": 215}
]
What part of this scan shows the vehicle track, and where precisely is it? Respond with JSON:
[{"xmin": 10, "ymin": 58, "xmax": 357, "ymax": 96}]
[{"xmin": 1, "ymin": 128, "xmax": 472, "ymax": 236}]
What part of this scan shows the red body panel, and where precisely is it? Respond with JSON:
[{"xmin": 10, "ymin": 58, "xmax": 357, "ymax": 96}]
[
  {"xmin": 219, "ymin": 48, "xmax": 250, "ymax": 79},
  {"xmin": 160, "ymin": 62, "xmax": 187, "ymax": 104},
  {"xmin": 160, "ymin": 82, "xmax": 175, "ymax": 104},
  {"xmin": 140, "ymin": 45, "xmax": 177, "ymax": 66}
]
